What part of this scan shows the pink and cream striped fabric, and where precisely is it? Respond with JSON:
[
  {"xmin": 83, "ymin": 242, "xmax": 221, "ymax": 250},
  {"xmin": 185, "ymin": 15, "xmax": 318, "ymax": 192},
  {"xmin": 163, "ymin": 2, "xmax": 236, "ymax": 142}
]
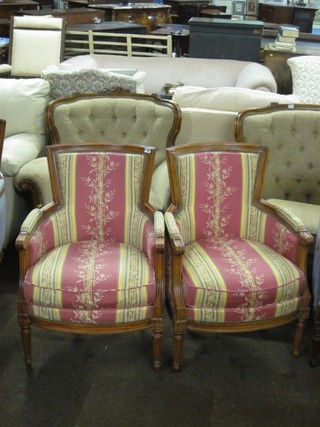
[
  {"xmin": 174, "ymin": 151, "xmax": 305, "ymax": 323},
  {"xmin": 24, "ymin": 151, "xmax": 157, "ymax": 324}
]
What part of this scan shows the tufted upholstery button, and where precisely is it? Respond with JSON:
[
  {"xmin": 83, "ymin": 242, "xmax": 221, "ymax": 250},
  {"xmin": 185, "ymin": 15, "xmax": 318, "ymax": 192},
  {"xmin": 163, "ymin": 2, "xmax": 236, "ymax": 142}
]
[
  {"xmin": 296, "ymin": 178, "xmax": 301, "ymax": 183},
  {"xmin": 143, "ymin": 131, "xmax": 147, "ymax": 137},
  {"xmin": 100, "ymin": 130, "xmax": 105, "ymax": 136},
  {"xmin": 286, "ymin": 162, "xmax": 291, "ymax": 167},
  {"xmin": 122, "ymin": 132, "xmax": 127, "ymax": 137},
  {"xmin": 275, "ymin": 177, "xmax": 280, "ymax": 183},
  {"xmin": 277, "ymin": 143, "xmax": 283, "ymax": 149},
  {"xmin": 89, "ymin": 115, "xmax": 94, "ymax": 121},
  {"xmin": 313, "ymin": 131, "xmax": 318, "ymax": 137},
  {"xmin": 309, "ymin": 163, "xmax": 314, "ymax": 169},
  {"xmin": 133, "ymin": 115, "xmax": 137, "ymax": 121},
  {"xmin": 112, "ymin": 115, "xmax": 117, "ymax": 121},
  {"xmin": 299, "ymin": 146, "xmax": 304, "ymax": 152},
  {"xmin": 79, "ymin": 130, "xmax": 83, "ymax": 136}
]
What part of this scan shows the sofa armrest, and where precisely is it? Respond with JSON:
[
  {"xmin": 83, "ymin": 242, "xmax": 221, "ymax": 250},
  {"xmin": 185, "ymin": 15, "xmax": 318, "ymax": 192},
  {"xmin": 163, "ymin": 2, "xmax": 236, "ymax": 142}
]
[
  {"xmin": 236, "ymin": 63, "xmax": 277, "ymax": 92},
  {"xmin": 14, "ymin": 157, "xmax": 52, "ymax": 208}
]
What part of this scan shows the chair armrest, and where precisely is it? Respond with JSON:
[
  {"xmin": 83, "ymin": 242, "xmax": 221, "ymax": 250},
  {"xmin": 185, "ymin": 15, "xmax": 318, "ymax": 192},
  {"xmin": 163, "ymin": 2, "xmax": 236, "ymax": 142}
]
[
  {"xmin": 154, "ymin": 211, "xmax": 165, "ymax": 252},
  {"xmin": 254, "ymin": 200, "xmax": 314, "ymax": 266},
  {"xmin": 164, "ymin": 212, "xmax": 185, "ymax": 255},
  {"xmin": 16, "ymin": 208, "xmax": 44, "ymax": 250},
  {"xmin": 0, "ymin": 64, "xmax": 12, "ymax": 75},
  {"xmin": 14, "ymin": 157, "xmax": 52, "ymax": 208}
]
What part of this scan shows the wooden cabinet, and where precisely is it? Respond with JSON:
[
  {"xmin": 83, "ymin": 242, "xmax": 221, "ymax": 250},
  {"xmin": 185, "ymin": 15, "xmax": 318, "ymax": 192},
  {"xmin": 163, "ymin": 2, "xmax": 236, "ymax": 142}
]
[
  {"xmin": 87, "ymin": 3, "xmax": 172, "ymax": 33},
  {"xmin": 258, "ymin": 1, "xmax": 318, "ymax": 33}
]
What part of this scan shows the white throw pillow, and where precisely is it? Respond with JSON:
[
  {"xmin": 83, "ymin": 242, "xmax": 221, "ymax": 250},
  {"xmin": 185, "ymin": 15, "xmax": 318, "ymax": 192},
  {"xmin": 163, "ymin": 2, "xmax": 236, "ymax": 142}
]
[
  {"xmin": 0, "ymin": 78, "xmax": 50, "ymax": 137},
  {"xmin": 172, "ymin": 86, "xmax": 299, "ymax": 111}
]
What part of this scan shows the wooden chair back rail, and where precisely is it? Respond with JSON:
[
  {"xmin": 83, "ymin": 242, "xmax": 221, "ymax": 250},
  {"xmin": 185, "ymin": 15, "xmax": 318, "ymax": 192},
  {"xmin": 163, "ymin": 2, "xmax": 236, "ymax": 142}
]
[{"xmin": 65, "ymin": 30, "xmax": 173, "ymax": 58}]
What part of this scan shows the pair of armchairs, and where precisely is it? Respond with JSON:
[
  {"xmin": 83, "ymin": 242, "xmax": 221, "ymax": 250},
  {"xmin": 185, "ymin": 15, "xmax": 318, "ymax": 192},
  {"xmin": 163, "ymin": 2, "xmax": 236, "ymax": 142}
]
[{"xmin": 16, "ymin": 134, "xmax": 313, "ymax": 369}]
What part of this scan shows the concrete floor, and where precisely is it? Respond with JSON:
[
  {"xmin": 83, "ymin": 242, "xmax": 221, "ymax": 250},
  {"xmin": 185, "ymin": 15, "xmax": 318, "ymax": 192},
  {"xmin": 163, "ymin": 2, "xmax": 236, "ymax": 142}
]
[{"xmin": 0, "ymin": 242, "xmax": 319, "ymax": 427}]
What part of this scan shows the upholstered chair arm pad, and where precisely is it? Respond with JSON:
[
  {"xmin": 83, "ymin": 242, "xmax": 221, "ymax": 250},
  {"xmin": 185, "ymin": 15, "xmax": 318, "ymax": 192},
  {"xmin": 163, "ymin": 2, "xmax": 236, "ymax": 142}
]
[
  {"xmin": 253, "ymin": 204, "xmax": 313, "ymax": 264},
  {"xmin": 154, "ymin": 211, "xmax": 165, "ymax": 252},
  {"xmin": 16, "ymin": 208, "xmax": 44, "ymax": 251},
  {"xmin": 164, "ymin": 212, "xmax": 184, "ymax": 255}
]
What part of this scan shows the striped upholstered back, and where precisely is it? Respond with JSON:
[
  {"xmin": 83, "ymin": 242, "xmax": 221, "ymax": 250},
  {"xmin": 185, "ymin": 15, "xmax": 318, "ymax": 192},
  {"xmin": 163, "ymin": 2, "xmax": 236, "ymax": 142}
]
[
  {"xmin": 31, "ymin": 146, "xmax": 155, "ymax": 256},
  {"xmin": 169, "ymin": 146, "xmax": 300, "ymax": 262},
  {"xmin": 173, "ymin": 150, "xmax": 261, "ymax": 243}
]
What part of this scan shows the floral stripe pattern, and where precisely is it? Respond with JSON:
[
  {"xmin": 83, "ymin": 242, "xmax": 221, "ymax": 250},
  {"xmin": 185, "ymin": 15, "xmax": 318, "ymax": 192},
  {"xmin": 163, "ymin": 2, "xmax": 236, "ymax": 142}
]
[
  {"xmin": 24, "ymin": 151, "xmax": 156, "ymax": 324},
  {"xmin": 175, "ymin": 151, "xmax": 305, "ymax": 323}
]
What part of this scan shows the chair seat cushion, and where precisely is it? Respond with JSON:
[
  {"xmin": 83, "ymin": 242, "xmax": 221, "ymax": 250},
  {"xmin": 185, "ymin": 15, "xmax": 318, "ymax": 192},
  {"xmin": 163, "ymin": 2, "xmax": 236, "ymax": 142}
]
[
  {"xmin": 182, "ymin": 237, "xmax": 305, "ymax": 323},
  {"xmin": 23, "ymin": 240, "xmax": 155, "ymax": 324}
]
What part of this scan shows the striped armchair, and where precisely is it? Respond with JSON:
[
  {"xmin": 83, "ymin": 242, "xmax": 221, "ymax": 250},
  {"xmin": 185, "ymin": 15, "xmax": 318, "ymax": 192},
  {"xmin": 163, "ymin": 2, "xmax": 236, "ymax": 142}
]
[
  {"xmin": 16, "ymin": 144, "xmax": 165, "ymax": 370},
  {"xmin": 165, "ymin": 143, "xmax": 313, "ymax": 370}
]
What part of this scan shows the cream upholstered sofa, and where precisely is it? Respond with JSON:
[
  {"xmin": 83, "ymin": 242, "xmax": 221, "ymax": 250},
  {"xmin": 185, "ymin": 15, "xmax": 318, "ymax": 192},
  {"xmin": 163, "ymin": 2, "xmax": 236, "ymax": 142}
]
[
  {"xmin": 172, "ymin": 86, "xmax": 299, "ymax": 145},
  {"xmin": 0, "ymin": 78, "xmax": 50, "ymax": 248},
  {"xmin": 61, "ymin": 54, "xmax": 278, "ymax": 95}
]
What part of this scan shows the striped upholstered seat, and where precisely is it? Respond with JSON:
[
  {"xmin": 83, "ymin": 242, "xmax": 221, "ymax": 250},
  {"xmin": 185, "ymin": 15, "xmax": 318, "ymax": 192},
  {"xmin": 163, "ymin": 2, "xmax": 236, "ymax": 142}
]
[
  {"xmin": 165, "ymin": 144, "xmax": 313, "ymax": 370},
  {"xmin": 16, "ymin": 144, "xmax": 165, "ymax": 370}
]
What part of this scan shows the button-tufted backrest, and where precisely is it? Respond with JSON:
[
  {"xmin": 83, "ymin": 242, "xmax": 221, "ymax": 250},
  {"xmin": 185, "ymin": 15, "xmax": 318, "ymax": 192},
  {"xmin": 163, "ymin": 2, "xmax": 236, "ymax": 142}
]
[
  {"xmin": 234, "ymin": 103, "xmax": 320, "ymax": 204},
  {"xmin": 46, "ymin": 93, "xmax": 182, "ymax": 210}
]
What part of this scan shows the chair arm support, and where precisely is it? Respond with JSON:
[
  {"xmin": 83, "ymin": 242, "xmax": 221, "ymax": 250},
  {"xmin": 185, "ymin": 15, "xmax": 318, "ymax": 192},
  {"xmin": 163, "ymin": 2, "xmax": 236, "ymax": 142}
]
[
  {"xmin": 164, "ymin": 212, "xmax": 185, "ymax": 255},
  {"xmin": 16, "ymin": 208, "xmax": 43, "ymax": 250},
  {"xmin": 154, "ymin": 211, "xmax": 165, "ymax": 252},
  {"xmin": 261, "ymin": 200, "xmax": 314, "ymax": 247}
]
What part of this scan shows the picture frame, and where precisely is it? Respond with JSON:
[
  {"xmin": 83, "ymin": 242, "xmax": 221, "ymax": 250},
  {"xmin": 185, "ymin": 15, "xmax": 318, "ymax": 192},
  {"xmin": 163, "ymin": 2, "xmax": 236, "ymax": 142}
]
[
  {"xmin": 232, "ymin": 0, "xmax": 245, "ymax": 15},
  {"xmin": 246, "ymin": 0, "xmax": 258, "ymax": 15}
]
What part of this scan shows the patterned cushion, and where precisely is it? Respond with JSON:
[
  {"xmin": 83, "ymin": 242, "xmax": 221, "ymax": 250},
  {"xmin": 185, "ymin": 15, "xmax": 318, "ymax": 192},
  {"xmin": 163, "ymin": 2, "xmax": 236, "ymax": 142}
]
[
  {"xmin": 288, "ymin": 56, "xmax": 320, "ymax": 103},
  {"xmin": 183, "ymin": 237, "xmax": 305, "ymax": 323},
  {"xmin": 24, "ymin": 240, "xmax": 155, "ymax": 324}
]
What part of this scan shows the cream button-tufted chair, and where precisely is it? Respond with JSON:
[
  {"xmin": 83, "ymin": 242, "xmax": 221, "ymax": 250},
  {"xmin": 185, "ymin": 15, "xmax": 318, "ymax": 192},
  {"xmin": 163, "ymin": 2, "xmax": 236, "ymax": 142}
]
[
  {"xmin": 15, "ymin": 93, "xmax": 181, "ymax": 212},
  {"xmin": 0, "ymin": 16, "xmax": 66, "ymax": 78},
  {"xmin": 287, "ymin": 56, "xmax": 320, "ymax": 104},
  {"xmin": 234, "ymin": 103, "xmax": 320, "ymax": 240},
  {"xmin": 0, "ymin": 120, "xmax": 5, "ymax": 262},
  {"xmin": 165, "ymin": 143, "xmax": 313, "ymax": 370},
  {"xmin": 16, "ymin": 144, "xmax": 166, "ymax": 369}
]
